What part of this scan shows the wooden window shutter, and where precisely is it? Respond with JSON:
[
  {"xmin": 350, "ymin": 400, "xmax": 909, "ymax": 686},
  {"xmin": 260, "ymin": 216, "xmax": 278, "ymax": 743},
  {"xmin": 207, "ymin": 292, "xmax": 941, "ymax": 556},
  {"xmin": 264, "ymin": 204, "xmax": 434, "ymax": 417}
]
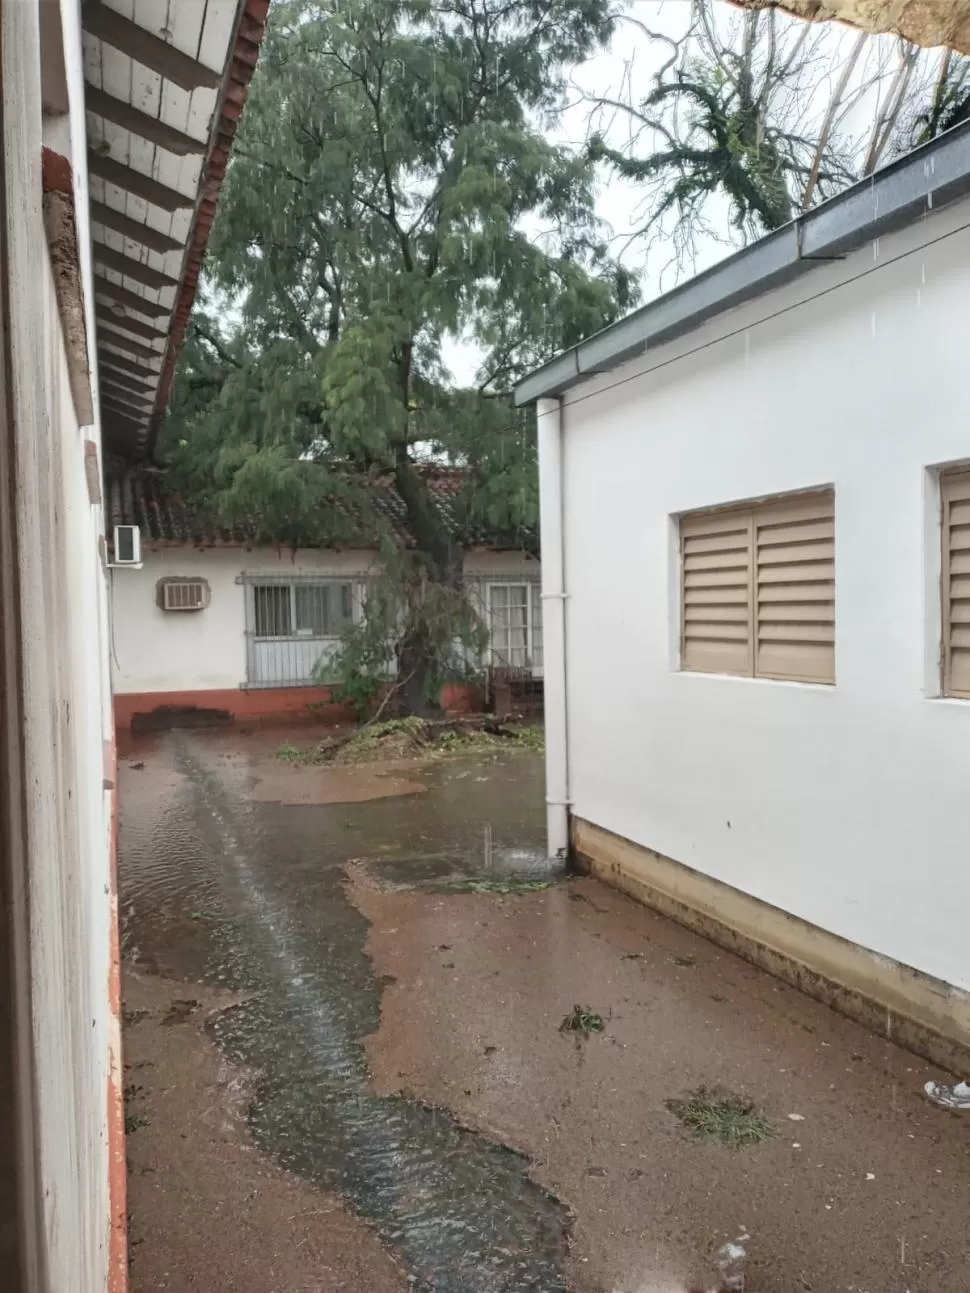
[
  {"xmin": 681, "ymin": 508, "xmax": 753, "ymax": 675},
  {"xmin": 754, "ymin": 491, "xmax": 835, "ymax": 684},
  {"xmin": 942, "ymin": 470, "xmax": 970, "ymax": 697}
]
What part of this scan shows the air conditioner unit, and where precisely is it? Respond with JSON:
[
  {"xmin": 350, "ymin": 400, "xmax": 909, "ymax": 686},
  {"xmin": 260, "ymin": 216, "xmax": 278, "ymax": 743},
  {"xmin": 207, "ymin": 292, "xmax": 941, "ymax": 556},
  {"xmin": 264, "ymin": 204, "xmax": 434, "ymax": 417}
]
[
  {"xmin": 111, "ymin": 524, "xmax": 142, "ymax": 568},
  {"xmin": 157, "ymin": 577, "xmax": 210, "ymax": 612}
]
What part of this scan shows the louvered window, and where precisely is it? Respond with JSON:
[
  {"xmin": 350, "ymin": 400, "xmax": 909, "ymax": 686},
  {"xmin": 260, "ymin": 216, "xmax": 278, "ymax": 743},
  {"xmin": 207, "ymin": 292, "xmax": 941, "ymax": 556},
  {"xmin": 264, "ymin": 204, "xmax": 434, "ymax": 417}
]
[
  {"xmin": 681, "ymin": 490, "xmax": 835, "ymax": 684},
  {"xmin": 941, "ymin": 470, "xmax": 970, "ymax": 698}
]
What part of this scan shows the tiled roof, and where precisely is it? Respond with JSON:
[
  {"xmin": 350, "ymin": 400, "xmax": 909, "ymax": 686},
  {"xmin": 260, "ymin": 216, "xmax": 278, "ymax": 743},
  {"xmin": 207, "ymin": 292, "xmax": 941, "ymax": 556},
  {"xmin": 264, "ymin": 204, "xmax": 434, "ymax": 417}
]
[{"xmin": 105, "ymin": 465, "xmax": 533, "ymax": 552}]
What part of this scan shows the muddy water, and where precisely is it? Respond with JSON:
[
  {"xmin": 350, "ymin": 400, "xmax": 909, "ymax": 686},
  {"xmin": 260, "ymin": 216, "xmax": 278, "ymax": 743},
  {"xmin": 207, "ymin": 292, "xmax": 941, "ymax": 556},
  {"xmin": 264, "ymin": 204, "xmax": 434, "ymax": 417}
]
[{"xmin": 120, "ymin": 730, "xmax": 568, "ymax": 1292}]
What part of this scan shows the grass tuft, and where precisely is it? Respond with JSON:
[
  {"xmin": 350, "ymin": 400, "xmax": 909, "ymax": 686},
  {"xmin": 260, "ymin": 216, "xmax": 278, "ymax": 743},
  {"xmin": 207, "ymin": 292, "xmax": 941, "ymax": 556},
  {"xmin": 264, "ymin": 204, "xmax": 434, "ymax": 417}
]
[
  {"xmin": 464, "ymin": 878, "xmax": 552, "ymax": 895},
  {"xmin": 664, "ymin": 1086, "xmax": 775, "ymax": 1149},
  {"xmin": 558, "ymin": 1004, "xmax": 606, "ymax": 1039}
]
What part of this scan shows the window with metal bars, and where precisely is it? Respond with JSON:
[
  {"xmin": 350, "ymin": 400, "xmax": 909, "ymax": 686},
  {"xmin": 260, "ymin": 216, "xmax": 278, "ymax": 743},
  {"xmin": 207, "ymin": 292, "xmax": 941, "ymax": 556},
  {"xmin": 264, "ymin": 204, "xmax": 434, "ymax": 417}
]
[
  {"xmin": 680, "ymin": 490, "xmax": 835, "ymax": 684},
  {"xmin": 244, "ymin": 578, "xmax": 358, "ymax": 688},
  {"xmin": 252, "ymin": 582, "xmax": 353, "ymax": 639}
]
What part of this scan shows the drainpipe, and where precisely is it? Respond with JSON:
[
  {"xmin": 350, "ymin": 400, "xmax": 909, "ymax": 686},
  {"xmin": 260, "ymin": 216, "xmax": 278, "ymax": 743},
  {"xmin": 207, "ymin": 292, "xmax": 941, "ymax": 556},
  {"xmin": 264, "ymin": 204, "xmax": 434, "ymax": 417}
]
[{"xmin": 537, "ymin": 396, "xmax": 569, "ymax": 860}]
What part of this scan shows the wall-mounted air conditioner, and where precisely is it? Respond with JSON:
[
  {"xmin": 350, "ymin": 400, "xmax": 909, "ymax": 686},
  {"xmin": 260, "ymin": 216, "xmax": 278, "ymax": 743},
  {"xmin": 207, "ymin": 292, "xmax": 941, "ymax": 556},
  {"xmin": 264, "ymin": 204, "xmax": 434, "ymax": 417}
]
[
  {"xmin": 111, "ymin": 525, "xmax": 142, "ymax": 568},
  {"xmin": 157, "ymin": 577, "xmax": 210, "ymax": 612}
]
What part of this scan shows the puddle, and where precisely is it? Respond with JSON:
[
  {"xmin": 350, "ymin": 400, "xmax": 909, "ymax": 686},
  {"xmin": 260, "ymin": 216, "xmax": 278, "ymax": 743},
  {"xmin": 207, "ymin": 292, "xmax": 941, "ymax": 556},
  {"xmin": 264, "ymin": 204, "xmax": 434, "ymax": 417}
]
[{"xmin": 119, "ymin": 730, "xmax": 569, "ymax": 1291}]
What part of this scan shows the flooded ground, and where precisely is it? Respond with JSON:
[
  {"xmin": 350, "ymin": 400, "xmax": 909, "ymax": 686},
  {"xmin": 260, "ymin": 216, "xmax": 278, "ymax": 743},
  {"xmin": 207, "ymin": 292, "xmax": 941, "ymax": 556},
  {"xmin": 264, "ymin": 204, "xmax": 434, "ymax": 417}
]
[{"xmin": 120, "ymin": 729, "xmax": 970, "ymax": 1293}]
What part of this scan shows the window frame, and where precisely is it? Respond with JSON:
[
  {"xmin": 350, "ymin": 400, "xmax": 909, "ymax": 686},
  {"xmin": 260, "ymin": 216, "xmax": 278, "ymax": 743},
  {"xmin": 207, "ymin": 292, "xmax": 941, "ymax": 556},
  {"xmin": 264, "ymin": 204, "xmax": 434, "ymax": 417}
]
[
  {"xmin": 941, "ymin": 469, "xmax": 970, "ymax": 700},
  {"xmin": 250, "ymin": 579, "xmax": 355, "ymax": 642},
  {"xmin": 486, "ymin": 580, "xmax": 542, "ymax": 672},
  {"xmin": 679, "ymin": 488, "xmax": 835, "ymax": 686}
]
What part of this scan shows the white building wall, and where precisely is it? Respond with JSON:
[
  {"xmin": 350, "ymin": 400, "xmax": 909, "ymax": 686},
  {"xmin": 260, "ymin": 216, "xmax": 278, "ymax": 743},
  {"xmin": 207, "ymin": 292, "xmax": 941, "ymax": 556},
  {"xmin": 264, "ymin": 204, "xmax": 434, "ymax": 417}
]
[
  {"xmin": 2, "ymin": 2, "xmax": 115, "ymax": 1290},
  {"xmin": 559, "ymin": 196, "xmax": 970, "ymax": 994},
  {"xmin": 111, "ymin": 546, "xmax": 540, "ymax": 694}
]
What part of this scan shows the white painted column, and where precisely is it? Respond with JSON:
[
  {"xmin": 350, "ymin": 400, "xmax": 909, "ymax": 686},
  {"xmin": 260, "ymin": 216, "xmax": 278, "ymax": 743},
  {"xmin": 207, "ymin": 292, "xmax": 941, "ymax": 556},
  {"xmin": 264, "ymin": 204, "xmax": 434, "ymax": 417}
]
[{"xmin": 537, "ymin": 396, "xmax": 569, "ymax": 859}]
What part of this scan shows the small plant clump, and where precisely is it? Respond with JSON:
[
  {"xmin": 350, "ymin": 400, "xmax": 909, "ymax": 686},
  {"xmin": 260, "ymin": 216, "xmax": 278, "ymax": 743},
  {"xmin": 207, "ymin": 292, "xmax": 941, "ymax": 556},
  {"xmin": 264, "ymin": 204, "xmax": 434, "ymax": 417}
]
[
  {"xmin": 664, "ymin": 1087, "xmax": 776, "ymax": 1149},
  {"xmin": 559, "ymin": 1004, "xmax": 606, "ymax": 1039},
  {"xmin": 277, "ymin": 719, "xmax": 544, "ymax": 766},
  {"xmin": 464, "ymin": 878, "xmax": 552, "ymax": 894}
]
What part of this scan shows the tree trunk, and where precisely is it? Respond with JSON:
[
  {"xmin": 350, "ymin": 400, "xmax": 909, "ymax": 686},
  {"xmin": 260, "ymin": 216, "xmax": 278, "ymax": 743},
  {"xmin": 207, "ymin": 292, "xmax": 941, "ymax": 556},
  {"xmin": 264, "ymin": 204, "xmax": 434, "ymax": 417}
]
[{"xmin": 391, "ymin": 346, "xmax": 464, "ymax": 715}]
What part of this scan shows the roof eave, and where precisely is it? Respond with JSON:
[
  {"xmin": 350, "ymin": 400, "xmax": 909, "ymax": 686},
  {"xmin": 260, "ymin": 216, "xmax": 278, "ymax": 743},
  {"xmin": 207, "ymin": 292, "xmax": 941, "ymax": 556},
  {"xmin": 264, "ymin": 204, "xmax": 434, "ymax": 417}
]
[{"xmin": 515, "ymin": 120, "xmax": 970, "ymax": 407}]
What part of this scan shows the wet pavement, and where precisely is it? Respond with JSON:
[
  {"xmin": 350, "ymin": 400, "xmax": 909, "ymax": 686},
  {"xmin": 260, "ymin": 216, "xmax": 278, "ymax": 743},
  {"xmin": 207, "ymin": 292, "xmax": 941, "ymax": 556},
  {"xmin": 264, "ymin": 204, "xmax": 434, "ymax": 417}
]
[{"xmin": 120, "ymin": 729, "xmax": 970, "ymax": 1293}]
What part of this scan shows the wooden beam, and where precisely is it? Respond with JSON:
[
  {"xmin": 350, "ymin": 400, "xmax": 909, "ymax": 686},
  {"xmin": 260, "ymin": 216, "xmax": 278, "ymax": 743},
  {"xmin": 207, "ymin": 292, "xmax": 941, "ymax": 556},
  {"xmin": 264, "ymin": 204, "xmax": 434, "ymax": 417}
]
[
  {"xmin": 100, "ymin": 381, "xmax": 153, "ymax": 413},
  {"xmin": 89, "ymin": 200, "xmax": 184, "ymax": 255},
  {"xmin": 98, "ymin": 325, "xmax": 165, "ymax": 364},
  {"xmin": 101, "ymin": 368, "xmax": 154, "ymax": 397},
  {"xmin": 95, "ymin": 275, "xmax": 170, "ymax": 319},
  {"xmin": 95, "ymin": 303, "xmax": 166, "ymax": 342},
  {"xmin": 92, "ymin": 243, "xmax": 179, "ymax": 291},
  {"xmin": 88, "ymin": 150, "xmax": 192, "ymax": 212},
  {"xmin": 99, "ymin": 361, "xmax": 156, "ymax": 391},
  {"xmin": 84, "ymin": 85, "xmax": 206, "ymax": 156},
  {"xmin": 83, "ymin": 2, "xmax": 222, "ymax": 92},
  {"xmin": 102, "ymin": 398, "xmax": 149, "ymax": 426},
  {"xmin": 98, "ymin": 349, "xmax": 161, "ymax": 380}
]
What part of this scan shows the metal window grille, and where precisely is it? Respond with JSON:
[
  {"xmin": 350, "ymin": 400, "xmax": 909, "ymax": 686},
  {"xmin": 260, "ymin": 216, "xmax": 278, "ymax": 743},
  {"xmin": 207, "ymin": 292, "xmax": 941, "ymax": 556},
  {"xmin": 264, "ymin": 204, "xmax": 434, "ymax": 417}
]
[{"xmin": 242, "ymin": 575, "xmax": 362, "ymax": 688}]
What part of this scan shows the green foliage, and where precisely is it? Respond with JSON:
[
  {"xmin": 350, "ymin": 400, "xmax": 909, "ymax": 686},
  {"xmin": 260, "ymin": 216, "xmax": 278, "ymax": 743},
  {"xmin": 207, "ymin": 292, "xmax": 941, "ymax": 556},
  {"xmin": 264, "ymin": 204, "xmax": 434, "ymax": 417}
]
[
  {"xmin": 319, "ymin": 548, "xmax": 489, "ymax": 712},
  {"xmin": 558, "ymin": 1004, "xmax": 606, "ymax": 1039},
  {"xmin": 665, "ymin": 1087, "xmax": 776, "ymax": 1149},
  {"xmin": 161, "ymin": 0, "xmax": 631, "ymax": 710},
  {"xmin": 277, "ymin": 716, "xmax": 544, "ymax": 765}
]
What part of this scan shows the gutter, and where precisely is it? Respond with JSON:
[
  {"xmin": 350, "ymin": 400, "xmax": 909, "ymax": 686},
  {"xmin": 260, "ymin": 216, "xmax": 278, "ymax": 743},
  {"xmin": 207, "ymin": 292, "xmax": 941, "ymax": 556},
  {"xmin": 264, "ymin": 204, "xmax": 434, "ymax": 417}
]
[
  {"xmin": 515, "ymin": 119, "xmax": 970, "ymax": 406},
  {"xmin": 537, "ymin": 397, "xmax": 569, "ymax": 859}
]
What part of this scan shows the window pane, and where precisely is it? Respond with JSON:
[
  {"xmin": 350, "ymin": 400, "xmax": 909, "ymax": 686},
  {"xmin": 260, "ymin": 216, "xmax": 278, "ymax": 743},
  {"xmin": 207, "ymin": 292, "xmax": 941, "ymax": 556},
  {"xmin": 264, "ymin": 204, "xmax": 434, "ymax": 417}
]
[
  {"xmin": 254, "ymin": 585, "xmax": 291, "ymax": 637},
  {"xmin": 294, "ymin": 583, "xmax": 354, "ymax": 635},
  {"xmin": 295, "ymin": 585, "xmax": 329, "ymax": 635}
]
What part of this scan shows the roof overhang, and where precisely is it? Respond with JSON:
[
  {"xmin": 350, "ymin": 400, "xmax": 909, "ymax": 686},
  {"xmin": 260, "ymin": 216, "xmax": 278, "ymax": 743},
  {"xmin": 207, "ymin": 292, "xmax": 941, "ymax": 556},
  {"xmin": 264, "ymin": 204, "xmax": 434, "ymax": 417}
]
[
  {"xmin": 515, "ymin": 119, "xmax": 970, "ymax": 406},
  {"xmin": 83, "ymin": 0, "xmax": 269, "ymax": 458}
]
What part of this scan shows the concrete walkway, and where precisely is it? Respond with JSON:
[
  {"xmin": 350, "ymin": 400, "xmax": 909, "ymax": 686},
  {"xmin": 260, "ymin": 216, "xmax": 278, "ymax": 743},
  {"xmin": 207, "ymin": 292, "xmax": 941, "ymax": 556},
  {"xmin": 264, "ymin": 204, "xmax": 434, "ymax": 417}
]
[{"xmin": 119, "ymin": 729, "xmax": 969, "ymax": 1293}]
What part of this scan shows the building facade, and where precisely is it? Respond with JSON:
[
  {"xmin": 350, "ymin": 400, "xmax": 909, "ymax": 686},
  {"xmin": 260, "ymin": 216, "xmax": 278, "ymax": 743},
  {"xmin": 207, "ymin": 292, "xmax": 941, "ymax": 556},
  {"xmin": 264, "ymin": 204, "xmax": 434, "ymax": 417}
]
[
  {"xmin": 518, "ymin": 122, "xmax": 970, "ymax": 1070},
  {"xmin": 0, "ymin": 3, "xmax": 268, "ymax": 1291},
  {"xmin": 107, "ymin": 470, "xmax": 542, "ymax": 728}
]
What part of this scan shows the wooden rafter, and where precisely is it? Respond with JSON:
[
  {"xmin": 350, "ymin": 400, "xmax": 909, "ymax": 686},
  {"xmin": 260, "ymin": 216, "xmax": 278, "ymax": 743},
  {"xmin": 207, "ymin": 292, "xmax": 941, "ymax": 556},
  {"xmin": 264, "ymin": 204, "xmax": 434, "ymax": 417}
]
[
  {"xmin": 88, "ymin": 150, "xmax": 193, "ymax": 213},
  {"xmin": 99, "ymin": 350, "xmax": 161, "ymax": 380},
  {"xmin": 99, "ymin": 326, "xmax": 165, "ymax": 364},
  {"xmin": 89, "ymin": 200, "xmax": 184, "ymax": 255},
  {"xmin": 95, "ymin": 276, "xmax": 171, "ymax": 318},
  {"xmin": 83, "ymin": 2, "xmax": 223, "ymax": 92},
  {"xmin": 100, "ymin": 381, "xmax": 154, "ymax": 412},
  {"xmin": 99, "ymin": 361, "xmax": 156, "ymax": 391},
  {"xmin": 95, "ymin": 303, "xmax": 167, "ymax": 342},
  {"xmin": 84, "ymin": 85, "xmax": 207, "ymax": 157},
  {"xmin": 102, "ymin": 398, "xmax": 149, "ymax": 425},
  {"xmin": 93, "ymin": 243, "xmax": 179, "ymax": 291}
]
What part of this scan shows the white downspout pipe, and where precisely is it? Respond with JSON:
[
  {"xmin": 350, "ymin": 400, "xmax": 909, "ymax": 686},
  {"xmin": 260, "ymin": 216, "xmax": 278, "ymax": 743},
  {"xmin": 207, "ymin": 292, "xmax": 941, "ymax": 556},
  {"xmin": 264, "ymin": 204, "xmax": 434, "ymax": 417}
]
[{"xmin": 537, "ymin": 396, "xmax": 569, "ymax": 859}]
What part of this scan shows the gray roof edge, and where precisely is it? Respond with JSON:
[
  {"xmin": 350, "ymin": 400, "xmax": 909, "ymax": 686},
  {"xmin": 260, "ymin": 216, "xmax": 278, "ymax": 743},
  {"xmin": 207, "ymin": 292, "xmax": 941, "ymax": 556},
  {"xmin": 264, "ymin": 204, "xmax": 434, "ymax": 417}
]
[{"xmin": 514, "ymin": 121, "xmax": 970, "ymax": 408}]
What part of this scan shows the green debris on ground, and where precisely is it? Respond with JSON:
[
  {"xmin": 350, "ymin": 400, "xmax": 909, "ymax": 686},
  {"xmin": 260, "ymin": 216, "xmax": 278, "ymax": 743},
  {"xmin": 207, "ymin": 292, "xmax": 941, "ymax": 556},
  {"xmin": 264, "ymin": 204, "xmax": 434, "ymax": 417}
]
[
  {"xmin": 277, "ymin": 717, "xmax": 544, "ymax": 766},
  {"xmin": 461, "ymin": 878, "xmax": 552, "ymax": 894},
  {"xmin": 664, "ymin": 1087, "xmax": 776, "ymax": 1149},
  {"xmin": 558, "ymin": 1004, "xmax": 606, "ymax": 1039}
]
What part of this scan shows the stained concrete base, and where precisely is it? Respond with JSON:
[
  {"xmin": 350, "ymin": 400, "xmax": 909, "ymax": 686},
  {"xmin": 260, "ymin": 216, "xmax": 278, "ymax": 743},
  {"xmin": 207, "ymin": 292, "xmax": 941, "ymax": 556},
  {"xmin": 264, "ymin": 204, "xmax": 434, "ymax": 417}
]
[{"xmin": 571, "ymin": 817, "xmax": 970, "ymax": 1076}]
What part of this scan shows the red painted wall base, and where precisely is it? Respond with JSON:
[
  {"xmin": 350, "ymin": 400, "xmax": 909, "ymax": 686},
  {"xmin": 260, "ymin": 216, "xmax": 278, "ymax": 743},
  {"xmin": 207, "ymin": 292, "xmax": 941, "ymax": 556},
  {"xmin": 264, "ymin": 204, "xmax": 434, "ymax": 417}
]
[{"xmin": 113, "ymin": 684, "xmax": 485, "ymax": 730}]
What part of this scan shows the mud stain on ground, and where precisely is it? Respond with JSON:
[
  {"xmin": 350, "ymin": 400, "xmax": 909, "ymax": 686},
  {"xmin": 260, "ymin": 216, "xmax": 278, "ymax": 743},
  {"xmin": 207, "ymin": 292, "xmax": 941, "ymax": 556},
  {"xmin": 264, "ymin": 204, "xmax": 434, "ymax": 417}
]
[
  {"xmin": 252, "ymin": 757, "xmax": 427, "ymax": 805},
  {"xmin": 353, "ymin": 872, "xmax": 970, "ymax": 1293},
  {"xmin": 123, "ymin": 969, "xmax": 407, "ymax": 1293}
]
